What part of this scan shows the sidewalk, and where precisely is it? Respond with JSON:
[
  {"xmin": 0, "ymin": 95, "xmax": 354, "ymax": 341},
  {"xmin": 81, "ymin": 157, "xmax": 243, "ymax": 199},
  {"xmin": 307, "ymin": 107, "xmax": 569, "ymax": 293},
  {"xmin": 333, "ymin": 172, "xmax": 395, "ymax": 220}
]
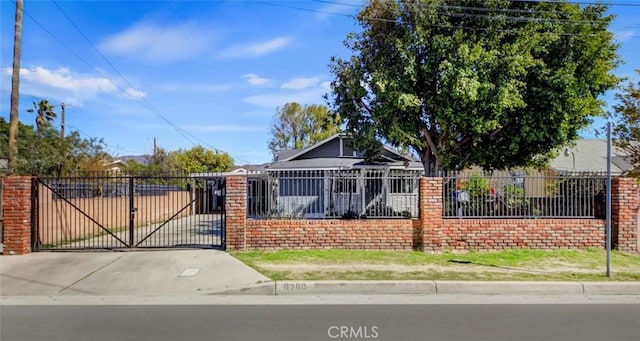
[
  {"xmin": 0, "ymin": 250, "xmax": 270, "ymax": 296},
  {"xmin": 1, "ymin": 250, "xmax": 639, "ymax": 297}
]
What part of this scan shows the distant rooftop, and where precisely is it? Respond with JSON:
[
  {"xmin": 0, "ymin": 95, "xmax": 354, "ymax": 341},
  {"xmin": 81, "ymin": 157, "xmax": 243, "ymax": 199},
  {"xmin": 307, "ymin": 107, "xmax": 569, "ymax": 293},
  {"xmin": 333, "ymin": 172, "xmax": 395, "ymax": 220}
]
[{"xmin": 549, "ymin": 139, "xmax": 634, "ymax": 175}]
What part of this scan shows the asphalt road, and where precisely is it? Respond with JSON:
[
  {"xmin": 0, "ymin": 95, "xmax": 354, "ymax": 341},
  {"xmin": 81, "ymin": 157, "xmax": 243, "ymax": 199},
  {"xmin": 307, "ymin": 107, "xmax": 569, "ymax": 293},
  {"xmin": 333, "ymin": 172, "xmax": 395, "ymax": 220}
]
[{"xmin": 2, "ymin": 299, "xmax": 639, "ymax": 341}]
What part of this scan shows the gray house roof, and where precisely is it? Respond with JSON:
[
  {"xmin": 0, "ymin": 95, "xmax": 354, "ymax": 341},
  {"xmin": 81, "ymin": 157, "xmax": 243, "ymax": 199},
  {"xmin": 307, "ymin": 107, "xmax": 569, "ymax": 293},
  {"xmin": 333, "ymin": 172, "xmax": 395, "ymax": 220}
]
[
  {"xmin": 267, "ymin": 133, "xmax": 423, "ymax": 171},
  {"xmin": 275, "ymin": 149, "xmax": 299, "ymax": 162},
  {"xmin": 550, "ymin": 139, "xmax": 634, "ymax": 175},
  {"xmin": 267, "ymin": 158, "xmax": 424, "ymax": 171}
]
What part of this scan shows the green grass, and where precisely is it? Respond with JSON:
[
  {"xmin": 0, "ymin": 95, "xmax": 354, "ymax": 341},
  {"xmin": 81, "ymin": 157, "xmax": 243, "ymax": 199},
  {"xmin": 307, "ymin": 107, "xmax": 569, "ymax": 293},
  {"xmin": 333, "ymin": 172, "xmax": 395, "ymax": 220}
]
[
  {"xmin": 230, "ymin": 248, "xmax": 640, "ymax": 281},
  {"xmin": 262, "ymin": 270, "xmax": 640, "ymax": 281}
]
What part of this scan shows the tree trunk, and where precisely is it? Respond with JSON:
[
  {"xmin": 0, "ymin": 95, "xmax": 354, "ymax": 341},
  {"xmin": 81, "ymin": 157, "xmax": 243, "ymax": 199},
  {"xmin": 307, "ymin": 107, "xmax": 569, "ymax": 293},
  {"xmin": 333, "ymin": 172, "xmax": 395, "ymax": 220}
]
[
  {"xmin": 420, "ymin": 148, "xmax": 431, "ymax": 177},
  {"xmin": 8, "ymin": 0, "xmax": 23, "ymax": 175}
]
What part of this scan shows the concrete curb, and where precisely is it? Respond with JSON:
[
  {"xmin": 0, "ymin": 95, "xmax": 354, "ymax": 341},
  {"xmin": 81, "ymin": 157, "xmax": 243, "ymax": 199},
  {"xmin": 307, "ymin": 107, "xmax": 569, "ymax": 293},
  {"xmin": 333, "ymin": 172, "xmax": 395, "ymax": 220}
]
[
  {"xmin": 583, "ymin": 282, "xmax": 640, "ymax": 295},
  {"xmin": 276, "ymin": 280, "xmax": 436, "ymax": 295},
  {"xmin": 215, "ymin": 281, "xmax": 640, "ymax": 296},
  {"xmin": 435, "ymin": 281, "xmax": 584, "ymax": 295}
]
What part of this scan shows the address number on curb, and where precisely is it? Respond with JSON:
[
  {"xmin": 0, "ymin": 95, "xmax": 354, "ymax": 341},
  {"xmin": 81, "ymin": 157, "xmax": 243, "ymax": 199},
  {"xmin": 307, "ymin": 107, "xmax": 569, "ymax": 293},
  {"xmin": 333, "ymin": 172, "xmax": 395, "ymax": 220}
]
[{"xmin": 282, "ymin": 283, "xmax": 307, "ymax": 291}]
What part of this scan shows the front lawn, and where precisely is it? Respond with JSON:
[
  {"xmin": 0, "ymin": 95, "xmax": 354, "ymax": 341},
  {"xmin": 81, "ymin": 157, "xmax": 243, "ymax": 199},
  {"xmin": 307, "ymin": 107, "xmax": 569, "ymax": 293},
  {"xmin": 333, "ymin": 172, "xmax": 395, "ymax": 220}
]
[{"xmin": 230, "ymin": 248, "xmax": 640, "ymax": 281}]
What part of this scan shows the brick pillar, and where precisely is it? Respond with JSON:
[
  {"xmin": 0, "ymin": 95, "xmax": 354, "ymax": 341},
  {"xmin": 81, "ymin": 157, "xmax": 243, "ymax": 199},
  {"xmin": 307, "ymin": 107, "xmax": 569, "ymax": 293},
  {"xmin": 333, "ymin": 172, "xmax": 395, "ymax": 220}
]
[
  {"xmin": 611, "ymin": 177, "xmax": 639, "ymax": 253},
  {"xmin": 2, "ymin": 176, "xmax": 34, "ymax": 255},
  {"xmin": 420, "ymin": 177, "xmax": 444, "ymax": 252},
  {"xmin": 225, "ymin": 175, "xmax": 247, "ymax": 250}
]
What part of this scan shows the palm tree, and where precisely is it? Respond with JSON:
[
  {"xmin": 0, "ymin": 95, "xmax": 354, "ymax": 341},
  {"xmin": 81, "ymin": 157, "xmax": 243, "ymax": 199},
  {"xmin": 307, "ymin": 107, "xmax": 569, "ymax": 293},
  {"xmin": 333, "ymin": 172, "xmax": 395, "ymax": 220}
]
[
  {"xmin": 8, "ymin": 0, "xmax": 23, "ymax": 174},
  {"xmin": 28, "ymin": 99, "xmax": 57, "ymax": 132}
]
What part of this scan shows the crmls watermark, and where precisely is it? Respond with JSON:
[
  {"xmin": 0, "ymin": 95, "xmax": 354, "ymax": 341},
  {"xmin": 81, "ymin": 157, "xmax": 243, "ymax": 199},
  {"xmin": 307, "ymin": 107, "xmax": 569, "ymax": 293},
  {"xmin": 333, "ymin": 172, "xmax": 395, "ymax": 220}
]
[{"xmin": 327, "ymin": 325, "xmax": 379, "ymax": 339}]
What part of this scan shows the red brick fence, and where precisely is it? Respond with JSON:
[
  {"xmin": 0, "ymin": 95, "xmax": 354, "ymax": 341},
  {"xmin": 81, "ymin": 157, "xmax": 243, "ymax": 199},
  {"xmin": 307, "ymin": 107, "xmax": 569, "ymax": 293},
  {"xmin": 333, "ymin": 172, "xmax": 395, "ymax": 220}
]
[
  {"xmin": 224, "ymin": 176, "xmax": 638, "ymax": 253},
  {"xmin": 2, "ymin": 175, "xmax": 638, "ymax": 254}
]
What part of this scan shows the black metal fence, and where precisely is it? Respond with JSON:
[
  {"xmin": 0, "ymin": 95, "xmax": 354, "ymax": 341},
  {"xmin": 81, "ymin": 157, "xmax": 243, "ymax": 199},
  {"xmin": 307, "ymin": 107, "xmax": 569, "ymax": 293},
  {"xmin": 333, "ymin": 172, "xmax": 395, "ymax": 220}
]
[
  {"xmin": 248, "ymin": 169, "xmax": 422, "ymax": 219},
  {"xmin": 34, "ymin": 173, "xmax": 226, "ymax": 250},
  {"xmin": 442, "ymin": 171, "xmax": 606, "ymax": 218}
]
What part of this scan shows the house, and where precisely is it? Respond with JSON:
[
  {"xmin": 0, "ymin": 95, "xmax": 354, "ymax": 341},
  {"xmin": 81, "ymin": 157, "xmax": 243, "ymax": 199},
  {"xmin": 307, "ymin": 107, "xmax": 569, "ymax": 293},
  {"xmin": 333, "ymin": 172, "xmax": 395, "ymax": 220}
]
[
  {"xmin": 447, "ymin": 139, "xmax": 635, "ymax": 218},
  {"xmin": 250, "ymin": 133, "xmax": 424, "ymax": 219},
  {"xmin": 102, "ymin": 159, "xmax": 128, "ymax": 174},
  {"xmin": 550, "ymin": 139, "xmax": 634, "ymax": 175}
]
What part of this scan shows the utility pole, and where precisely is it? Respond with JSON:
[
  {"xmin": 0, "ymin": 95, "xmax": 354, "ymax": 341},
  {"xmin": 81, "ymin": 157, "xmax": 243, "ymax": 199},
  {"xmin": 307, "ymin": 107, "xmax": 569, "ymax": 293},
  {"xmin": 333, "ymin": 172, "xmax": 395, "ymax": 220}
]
[
  {"xmin": 153, "ymin": 137, "xmax": 158, "ymax": 155},
  {"xmin": 8, "ymin": 0, "xmax": 23, "ymax": 175}
]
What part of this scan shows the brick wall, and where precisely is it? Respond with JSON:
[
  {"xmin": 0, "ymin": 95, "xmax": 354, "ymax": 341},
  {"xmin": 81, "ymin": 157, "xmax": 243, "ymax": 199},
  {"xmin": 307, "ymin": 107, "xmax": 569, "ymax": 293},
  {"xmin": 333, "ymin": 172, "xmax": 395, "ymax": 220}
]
[
  {"xmin": 224, "ymin": 175, "xmax": 639, "ymax": 253},
  {"xmin": 612, "ymin": 177, "xmax": 639, "ymax": 253},
  {"xmin": 225, "ymin": 175, "xmax": 247, "ymax": 249},
  {"xmin": 240, "ymin": 219, "xmax": 419, "ymax": 250},
  {"xmin": 224, "ymin": 175, "xmax": 419, "ymax": 250},
  {"xmin": 419, "ymin": 177, "xmax": 640, "ymax": 253},
  {"xmin": 2, "ymin": 177, "xmax": 34, "ymax": 255}
]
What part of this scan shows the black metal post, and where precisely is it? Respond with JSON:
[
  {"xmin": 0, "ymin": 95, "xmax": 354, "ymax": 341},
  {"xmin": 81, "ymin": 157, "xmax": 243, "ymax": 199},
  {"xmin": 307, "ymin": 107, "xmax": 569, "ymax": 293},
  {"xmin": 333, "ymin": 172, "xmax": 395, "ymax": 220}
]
[
  {"xmin": 221, "ymin": 178, "xmax": 226, "ymax": 250},
  {"xmin": 129, "ymin": 177, "xmax": 135, "ymax": 247},
  {"xmin": 30, "ymin": 178, "xmax": 39, "ymax": 251},
  {"xmin": 606, "ymin": 122, "xmax": 612, "ymax": 277}
]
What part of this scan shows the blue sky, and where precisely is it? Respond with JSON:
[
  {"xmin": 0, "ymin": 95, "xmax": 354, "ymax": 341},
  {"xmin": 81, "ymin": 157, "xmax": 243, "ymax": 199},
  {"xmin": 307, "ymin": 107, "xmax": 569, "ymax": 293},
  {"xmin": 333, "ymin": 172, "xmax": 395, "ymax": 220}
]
[{"xmin": 1, "ymin": 1, "xmax": 639, "ymax": 165}]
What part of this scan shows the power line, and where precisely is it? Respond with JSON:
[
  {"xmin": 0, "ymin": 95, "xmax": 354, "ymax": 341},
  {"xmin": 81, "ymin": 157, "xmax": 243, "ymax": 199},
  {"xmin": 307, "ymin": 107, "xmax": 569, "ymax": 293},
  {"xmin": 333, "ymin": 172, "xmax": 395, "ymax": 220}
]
[
  {"xmin": 19, "ymin": 1, "xmax": 251, "ymax": 163},
  {"xmin": 314, "ymin": 0, "xmax": 640, "ymax": 9},
  {"xmin": 50, "ymin": 0, "xmax": 202, "ymax": 147},
  {"xmin": 22, "ymin": 1, "xmax": 233, "ymax": 154},
  {"xmin": 511, "ymin": 0, "xmax": 640, "ymax": 6},
  {"xmin": 47, "ymin": 2, "xmax": 253, "ymax": 163},
  {"xmin": 259, "ymin": 0, "xmax": 640, "ymax": 38},
  {"xmin": 314, "ymin": 0, "xmax": 640, "ymax": 27}
]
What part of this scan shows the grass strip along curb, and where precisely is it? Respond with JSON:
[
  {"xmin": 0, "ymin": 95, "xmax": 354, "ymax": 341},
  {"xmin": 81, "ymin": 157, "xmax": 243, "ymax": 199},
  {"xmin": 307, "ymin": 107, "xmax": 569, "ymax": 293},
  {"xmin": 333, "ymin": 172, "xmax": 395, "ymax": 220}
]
[{"xmin": 230, "ymin": 249, "xmax": 640, "ymax": 281}]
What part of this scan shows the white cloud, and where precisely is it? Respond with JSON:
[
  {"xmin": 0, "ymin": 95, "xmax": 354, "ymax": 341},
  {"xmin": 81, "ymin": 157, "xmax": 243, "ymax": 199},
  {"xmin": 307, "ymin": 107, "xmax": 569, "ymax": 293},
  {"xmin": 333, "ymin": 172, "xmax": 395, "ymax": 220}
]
[
  {"xmin": 614, "ymin": 30, "xmax": 636, "ymax": 42},
  {"xmin": 243, "ymin": 73, "xmax": 271, "ymax": 86},
  {"xmin": 281, "ymin": 77, "xmax": 320, "ymax": 90},
  {"xmin": 243, "ymin": 76, "xmax": 331, "ymax": 107},
  {"xmin": 4, "ymin": 66, "xmax": 118, "ymax": 105},
  {"xmin": 242, "ymin": 88, "xmax": 329, "ymax": 108},
  {"xmin": 100, "ymin": 21, "xmax": 215, "ymax": 64},
  {"xmin": 17, "ymin": 66, "xmax": 115, "ymax": 91},
  {"xmin": 218, "ymin": 37, "xmax": 292, "ymax": 59},
  {"xmin": 122, "ymin": 88, "xmax": 147, "ymax": 99}
]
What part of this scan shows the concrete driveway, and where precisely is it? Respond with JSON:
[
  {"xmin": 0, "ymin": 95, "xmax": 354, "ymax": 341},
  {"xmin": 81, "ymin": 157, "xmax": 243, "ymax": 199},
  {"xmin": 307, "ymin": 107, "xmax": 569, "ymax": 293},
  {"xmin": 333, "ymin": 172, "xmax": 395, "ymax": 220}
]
[{"xmin": 0, "ymin": 250, "xmax": 271, "ymax": 296}]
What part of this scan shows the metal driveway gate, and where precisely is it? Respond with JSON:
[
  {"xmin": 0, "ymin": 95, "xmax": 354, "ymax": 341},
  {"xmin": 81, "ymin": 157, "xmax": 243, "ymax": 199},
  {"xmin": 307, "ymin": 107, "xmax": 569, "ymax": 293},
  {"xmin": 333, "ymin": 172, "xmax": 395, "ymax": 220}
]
[{"xmin": 33, "ymin": 174, "xmax": 225, "ymax": 251}]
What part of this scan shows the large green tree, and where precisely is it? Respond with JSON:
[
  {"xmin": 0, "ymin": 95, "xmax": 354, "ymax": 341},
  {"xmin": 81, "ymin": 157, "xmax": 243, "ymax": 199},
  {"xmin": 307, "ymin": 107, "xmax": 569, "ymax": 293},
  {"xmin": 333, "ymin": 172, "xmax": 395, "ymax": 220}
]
[
  {"xmin": 268, "ymin": 102, "xmax": 341, "ymax": 159},
  {"xmin": 328, "ymin": 0, "xmax": 620, "ymax": 175},
  {"xmin": 611, "ymin": 69, "xmax": 640, "ymax": 174},
  {"xmin": 0, "ymin": 117, "xmax": 107, "ymax": 176},
  {"xmin": 174, "ymin": 145, "xmax": 234, "ymax": 173},
  {"xmin": 137, "ymin": 146, "xmax": 179, "ymax": 175}
]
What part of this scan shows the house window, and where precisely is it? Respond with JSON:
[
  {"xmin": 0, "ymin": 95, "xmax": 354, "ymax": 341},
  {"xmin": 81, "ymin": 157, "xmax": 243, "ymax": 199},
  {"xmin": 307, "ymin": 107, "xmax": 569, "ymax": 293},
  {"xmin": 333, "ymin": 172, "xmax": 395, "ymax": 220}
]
[
  {"xmin": 389, "ymin": 178, "xmax": 417, "ymax": 194},
  {"xmin": 277, "ymin": 172, "xmax": 323, "ymax": 196},
  {"xmin": 341, "ymin": 138, "xmax": 357, "ymax": 157},
  {"xmin": 389, "ymin": 170, "xmax": 420, "ymax": 194},
  {"xmin": 335, "ymin": 178, "xmax": 357, "ymax": 193}
]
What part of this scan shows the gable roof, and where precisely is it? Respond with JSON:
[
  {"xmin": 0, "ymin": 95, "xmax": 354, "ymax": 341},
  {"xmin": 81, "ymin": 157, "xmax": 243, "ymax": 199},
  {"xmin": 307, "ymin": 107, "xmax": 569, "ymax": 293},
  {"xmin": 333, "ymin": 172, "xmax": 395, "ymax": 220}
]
[
  {"xmin": 279, "ymin": 133, "xmax": 342, "ymax": 162},
  {"xmin": 277, "ymin": 133, "xmax": 418, "ymax": 163},
  {"xmin": 275, "ymin": 149, "xmax": 299, "ymax": 162}
]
